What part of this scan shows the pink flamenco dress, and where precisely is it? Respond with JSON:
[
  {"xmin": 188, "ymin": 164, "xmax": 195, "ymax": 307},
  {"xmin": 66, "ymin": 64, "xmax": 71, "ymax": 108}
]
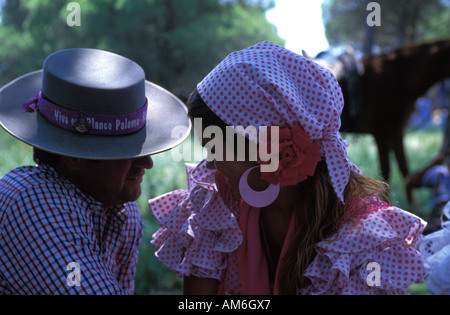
[{"xmin": 150, "ymin": 160, "xmax": 427, "ymax": 295}]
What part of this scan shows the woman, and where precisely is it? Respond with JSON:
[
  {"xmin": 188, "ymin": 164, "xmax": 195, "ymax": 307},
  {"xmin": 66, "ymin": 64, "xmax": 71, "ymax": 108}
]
[{"xmin": 150, "ymin": 41, "xmax": 426, "ymax": 294}]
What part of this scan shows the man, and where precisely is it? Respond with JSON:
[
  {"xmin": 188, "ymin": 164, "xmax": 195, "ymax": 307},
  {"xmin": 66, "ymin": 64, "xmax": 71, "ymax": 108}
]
[{"xmin": 0, "ymin": 48, "xmax": 190, "ymax": 294}]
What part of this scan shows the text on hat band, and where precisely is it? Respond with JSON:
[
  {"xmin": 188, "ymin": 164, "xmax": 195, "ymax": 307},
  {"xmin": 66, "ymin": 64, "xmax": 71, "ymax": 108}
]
[{"xmin": 22, "ymin": 91, "xmax": 148, "ymax": 136}]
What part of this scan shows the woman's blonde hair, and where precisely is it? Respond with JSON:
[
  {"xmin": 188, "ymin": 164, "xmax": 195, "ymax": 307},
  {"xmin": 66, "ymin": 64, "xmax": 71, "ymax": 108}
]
[{"xmin": 278, "ymin": 161, "xmax": 389, "ymax": 294}]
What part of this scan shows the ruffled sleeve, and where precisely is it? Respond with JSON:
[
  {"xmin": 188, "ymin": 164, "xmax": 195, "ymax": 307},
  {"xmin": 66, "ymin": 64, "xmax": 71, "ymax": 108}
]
[
  {"xmin": 300, "ymin": 196, "xmax": 427, "ymax": 295},
  {"xmin": 150, "ymin": 161, "xmax": 242, "ymax": 281}
]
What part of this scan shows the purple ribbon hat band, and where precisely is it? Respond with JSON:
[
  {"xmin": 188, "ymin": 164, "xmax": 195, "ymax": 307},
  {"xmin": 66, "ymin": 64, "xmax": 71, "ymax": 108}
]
[{"xmin": 22, "ymin": 91, "xmax": 148, "ymax": 136}]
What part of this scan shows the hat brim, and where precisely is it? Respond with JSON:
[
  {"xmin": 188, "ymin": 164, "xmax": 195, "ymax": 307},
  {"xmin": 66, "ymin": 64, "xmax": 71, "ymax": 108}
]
[{"xmin": 0, "ymin": 70, "xmax": 191, "ymax": 159}]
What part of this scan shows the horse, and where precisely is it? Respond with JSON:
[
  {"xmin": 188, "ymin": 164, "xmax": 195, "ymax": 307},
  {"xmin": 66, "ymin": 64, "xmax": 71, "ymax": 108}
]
[{"xmin": 322, "ymin": 39, "xmax": 450, "ymax": 184}]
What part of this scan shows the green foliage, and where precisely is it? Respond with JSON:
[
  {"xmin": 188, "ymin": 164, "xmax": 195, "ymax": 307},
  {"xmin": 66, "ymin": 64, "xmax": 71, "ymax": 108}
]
[
  {"xmin": 344, "ymin": 129, "xmax": 442, "ymax": 215},
  {"xmin": 0, "ymin": 0, "xmax": 284, "ymax": 93},
  {"xmin": 322, "ymin": 0, "xmax": 450, "ymax": 50}
]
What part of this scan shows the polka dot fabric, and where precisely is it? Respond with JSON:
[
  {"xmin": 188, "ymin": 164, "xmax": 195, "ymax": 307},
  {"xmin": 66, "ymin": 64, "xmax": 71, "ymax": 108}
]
[
  {"xmin": 150, "ymin": 161, "xmax": 243, "ymax": 294},
  {"xmin": 150, "ymin": 161, "xmax": 427, "ymax": 295},
  {"xmin": 301, "ymin": 196, "xmax": 427, "ymax": 295},
  {"xmin": 197, "ymin": 41, "xmax": 360, "ymax": 202}
]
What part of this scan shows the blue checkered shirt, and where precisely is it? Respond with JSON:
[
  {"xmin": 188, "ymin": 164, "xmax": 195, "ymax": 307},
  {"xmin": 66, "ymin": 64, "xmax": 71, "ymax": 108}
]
[{"xmin": 0, "ymin": 165, "xmax": 143, "ymax": 295}]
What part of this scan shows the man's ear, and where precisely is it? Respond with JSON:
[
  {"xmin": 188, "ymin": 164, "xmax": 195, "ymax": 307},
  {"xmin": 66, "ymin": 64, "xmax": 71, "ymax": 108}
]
[{"xmin": 59, "ymin": 156, "xmax": 85, "ymax": 172}]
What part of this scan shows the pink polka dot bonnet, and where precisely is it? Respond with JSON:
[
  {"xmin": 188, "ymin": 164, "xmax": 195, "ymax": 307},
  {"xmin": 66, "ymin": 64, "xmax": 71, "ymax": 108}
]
[{"xmin": 197, "ymin": 41, "xmax": 360, "ymax": 203}]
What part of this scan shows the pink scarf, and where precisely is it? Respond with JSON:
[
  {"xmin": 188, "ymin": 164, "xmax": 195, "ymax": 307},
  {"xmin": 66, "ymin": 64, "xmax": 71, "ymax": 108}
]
[{"xmin": 237, "ymin": 201, "xmax": 296, "ymax": 295}]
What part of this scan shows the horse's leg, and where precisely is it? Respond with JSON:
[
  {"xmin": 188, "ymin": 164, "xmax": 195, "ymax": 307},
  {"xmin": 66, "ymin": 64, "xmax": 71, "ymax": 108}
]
[
  {"xmin": 392, "ymin": 128, "xmax": 409, "ymax": 179},
  {"xmin": 374, "ymin": 133, "xmax": 391, "ymax": 182},
  {"xmin": 392, "ymin": 127, "xmax": 413, "ymax": 204}
]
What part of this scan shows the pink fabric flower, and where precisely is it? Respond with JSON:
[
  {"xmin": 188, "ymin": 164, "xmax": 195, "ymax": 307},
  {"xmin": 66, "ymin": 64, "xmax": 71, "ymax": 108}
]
[{"xmin": 259, "ymin": 126, "xmax": 322, "ymax": 186}]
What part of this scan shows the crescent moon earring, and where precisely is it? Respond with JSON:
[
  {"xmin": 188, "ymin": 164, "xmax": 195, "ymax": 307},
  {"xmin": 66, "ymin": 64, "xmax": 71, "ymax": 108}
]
[{"xmin": 238, "ymin": 166, "xmax": 281, "ymax": 208}]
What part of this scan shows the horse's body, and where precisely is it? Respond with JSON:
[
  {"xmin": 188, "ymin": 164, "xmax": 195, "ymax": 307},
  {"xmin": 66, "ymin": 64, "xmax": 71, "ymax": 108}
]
[{"xmin": 337, "ymin": 39, "xmax": 450, "ymax": 181}]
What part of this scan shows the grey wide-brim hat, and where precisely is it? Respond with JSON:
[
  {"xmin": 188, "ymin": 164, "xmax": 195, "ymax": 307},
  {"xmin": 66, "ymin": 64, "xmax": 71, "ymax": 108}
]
[{"xmin": 0, "ymin": 48, "xmax": 191, "ymax": 159}]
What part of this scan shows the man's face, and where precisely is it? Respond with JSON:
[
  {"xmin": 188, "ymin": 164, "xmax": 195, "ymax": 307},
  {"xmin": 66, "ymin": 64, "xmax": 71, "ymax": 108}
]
[{"xmin": 73, "ymin": 156, "xmax": 153, "ymax": 209}]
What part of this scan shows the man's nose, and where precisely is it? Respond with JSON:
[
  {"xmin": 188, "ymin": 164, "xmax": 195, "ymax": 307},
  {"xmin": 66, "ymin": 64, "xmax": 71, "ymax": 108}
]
[
  {"xmin": 206, "ymin": 161, "xmax": 215, "ymax": 170},
  {"xmin": 134, "ymin": 155, "xmax": 154, "ymax": 170},
  {"xmin": 205, "ymin": 159, "xmax": 216, "ymax": 170}
]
